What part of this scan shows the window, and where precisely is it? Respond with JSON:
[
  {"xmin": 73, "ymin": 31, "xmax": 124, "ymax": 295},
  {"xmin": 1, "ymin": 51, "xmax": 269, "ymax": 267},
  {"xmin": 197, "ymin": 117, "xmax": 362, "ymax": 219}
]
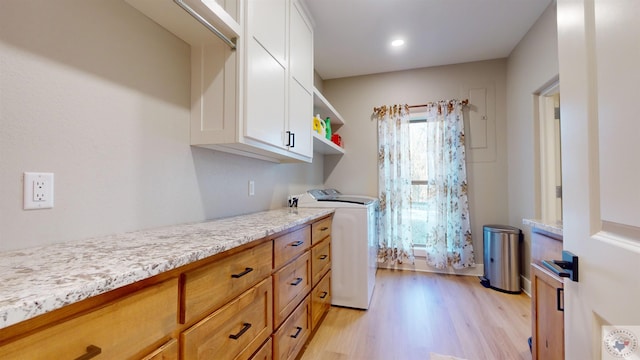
[{"xmin": 409, "ymin": 113, "xmax": 431, "ymax": 246}]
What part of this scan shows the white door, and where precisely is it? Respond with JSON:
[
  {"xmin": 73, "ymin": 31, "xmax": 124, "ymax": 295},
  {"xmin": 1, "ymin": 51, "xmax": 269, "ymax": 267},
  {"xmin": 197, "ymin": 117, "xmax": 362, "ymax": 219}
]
[{"xmin": 558, "ymin": 1, "xmax": 640, "ymax": 359}]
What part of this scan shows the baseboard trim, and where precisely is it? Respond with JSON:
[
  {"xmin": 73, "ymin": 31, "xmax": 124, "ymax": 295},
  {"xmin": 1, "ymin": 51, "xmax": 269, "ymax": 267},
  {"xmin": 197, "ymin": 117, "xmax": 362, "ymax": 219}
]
[
  {"xmin": 378, "ymin": 260, "xmax": 484, "ymax": 277},
  {"xmin": 521, "ymin": 275, "xmax": 531, "ymax": 297},
  {"xmin": 378, "ymin": 259, "xmax": 532, "ymax": 297}
]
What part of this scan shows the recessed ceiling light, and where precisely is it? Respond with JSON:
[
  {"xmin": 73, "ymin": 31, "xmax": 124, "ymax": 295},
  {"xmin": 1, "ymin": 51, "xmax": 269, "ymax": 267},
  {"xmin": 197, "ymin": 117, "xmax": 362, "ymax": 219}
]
[{"xmin": 391, "ymin": 39, "xmax": 405, "ymax": 47}]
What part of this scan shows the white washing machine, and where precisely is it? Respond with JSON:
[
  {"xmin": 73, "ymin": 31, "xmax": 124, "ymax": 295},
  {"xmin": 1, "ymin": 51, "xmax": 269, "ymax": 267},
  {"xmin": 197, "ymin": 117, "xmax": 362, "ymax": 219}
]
[{"xmin": 297, "ymin": 189, "xmax": 378, "ymax": 310}]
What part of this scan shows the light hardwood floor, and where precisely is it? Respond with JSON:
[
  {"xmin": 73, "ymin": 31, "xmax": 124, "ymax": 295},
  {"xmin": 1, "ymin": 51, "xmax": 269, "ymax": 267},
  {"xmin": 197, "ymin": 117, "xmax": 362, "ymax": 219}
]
[{"xmin": 300, "ymin": 269, "xmax": 532, "ymax": 360}]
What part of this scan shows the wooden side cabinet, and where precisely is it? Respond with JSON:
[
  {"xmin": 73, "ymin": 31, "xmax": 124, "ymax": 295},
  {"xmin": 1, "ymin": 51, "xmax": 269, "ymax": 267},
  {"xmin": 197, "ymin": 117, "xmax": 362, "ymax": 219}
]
[
  {"xmin": 530, "ymin": 228, "xmax": 564, "ymax": 360},
  {"xmin": 531, "ymin": 264, "xmax": 564, "ymax": 359}
]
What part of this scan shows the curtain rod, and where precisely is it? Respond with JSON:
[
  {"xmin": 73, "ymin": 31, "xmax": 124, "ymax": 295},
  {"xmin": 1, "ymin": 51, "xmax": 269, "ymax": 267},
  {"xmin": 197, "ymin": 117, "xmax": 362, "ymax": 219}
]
[{"xmin": 408, "ymin": 99, "xmax": 469, "ymax": 108}]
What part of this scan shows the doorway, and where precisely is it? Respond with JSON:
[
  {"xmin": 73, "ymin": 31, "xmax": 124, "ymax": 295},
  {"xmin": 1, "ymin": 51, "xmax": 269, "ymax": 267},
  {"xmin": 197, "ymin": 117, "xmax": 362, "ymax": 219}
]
[{"xmin": 537, "ymin": 82, "xmax": 562, "ymax": 223}]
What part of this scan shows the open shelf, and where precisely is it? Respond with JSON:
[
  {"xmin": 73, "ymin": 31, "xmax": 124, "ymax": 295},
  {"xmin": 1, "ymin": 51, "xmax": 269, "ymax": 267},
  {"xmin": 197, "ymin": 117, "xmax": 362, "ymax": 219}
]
[
  {"xmin": 312, "ymin": 87, "xmax": 345, "ymax": 155},
  {"xmin": 313, "ymin": 133, "xmax": 345, "ymax": 155},
  {"xmin": 312, "ymin": 87, "xmax": 345, "ymax": 132},
  {"xmin": 125, "ymin": 0, "xmax": 241, "ymax": 46}
]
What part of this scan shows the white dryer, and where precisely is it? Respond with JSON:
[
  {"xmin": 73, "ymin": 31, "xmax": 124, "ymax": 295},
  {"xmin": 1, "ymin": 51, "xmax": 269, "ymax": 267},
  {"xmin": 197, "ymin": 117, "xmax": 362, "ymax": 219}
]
[{"xmin": 297, "ymin": 189, "xmax": 378, "ymax": 310}]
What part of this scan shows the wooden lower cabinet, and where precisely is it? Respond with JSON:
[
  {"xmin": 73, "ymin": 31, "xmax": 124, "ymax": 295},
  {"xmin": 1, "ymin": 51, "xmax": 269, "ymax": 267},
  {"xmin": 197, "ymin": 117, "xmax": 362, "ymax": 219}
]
[
  {"xmin": 531, "ymin": 263, "xmax": 564, "ymax": 360},
  {"xmin": 273, "ymin": 297, "xmax": 311, "ymax": 360},
  {"xmin": 181, "ymin": 277, "xmax": 273, "ymax": 360},
  {"xmin": 0, "ymin": 215, "xmax": 333, "ymax": 360},
  {"xmin": 0, "ymin": 279, "xmax": 178, "ymax": 360}
]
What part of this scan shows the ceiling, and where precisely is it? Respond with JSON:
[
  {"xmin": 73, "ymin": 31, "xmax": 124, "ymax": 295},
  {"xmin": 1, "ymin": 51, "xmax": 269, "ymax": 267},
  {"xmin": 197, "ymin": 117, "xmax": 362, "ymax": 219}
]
[{"xmin": 301, "ymin": 0, "xmax": 553, "ymax": 80}]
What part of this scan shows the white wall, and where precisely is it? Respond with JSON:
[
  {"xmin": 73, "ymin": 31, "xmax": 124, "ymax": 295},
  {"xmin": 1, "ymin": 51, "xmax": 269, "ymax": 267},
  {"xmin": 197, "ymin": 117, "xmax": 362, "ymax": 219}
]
[
  {"xmin": 321, "ymin": 59, "xmax": 509, "ymax": 267},
  {"xmin": 0, "ymin": 0, "xmax": 323, "ymax": 251},
  {"xmin": 506, "ymin": 2, "xmax": 559, "ymax": 279}
]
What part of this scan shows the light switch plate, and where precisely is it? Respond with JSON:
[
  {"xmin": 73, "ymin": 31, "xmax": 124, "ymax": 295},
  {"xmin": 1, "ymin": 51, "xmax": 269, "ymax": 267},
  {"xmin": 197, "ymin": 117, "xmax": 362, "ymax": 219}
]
[{"xmin": 24, "ymin": 172, "xmax": 54, "ymax": 210}]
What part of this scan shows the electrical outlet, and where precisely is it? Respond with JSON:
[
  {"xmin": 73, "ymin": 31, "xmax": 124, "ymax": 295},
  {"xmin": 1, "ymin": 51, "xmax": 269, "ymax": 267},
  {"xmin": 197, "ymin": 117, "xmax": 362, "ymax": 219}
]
[
  {"xmin": 249, "ymin": 180, "xmax": 255, "ymax": 196},
  {"xmin": 24, "ymin": 172, "xmax": 54, "ymax": 210}
]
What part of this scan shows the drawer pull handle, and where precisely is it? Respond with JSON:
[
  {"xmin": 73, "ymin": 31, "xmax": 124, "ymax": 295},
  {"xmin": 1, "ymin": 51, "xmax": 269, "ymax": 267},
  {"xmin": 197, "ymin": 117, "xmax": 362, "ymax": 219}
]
[
  {"xmin": 320, "ymin": 227, "xmax": 329, "ymax": 231},
  {"xmin": 290, "ymin": 240, "xmax": 304, "ymax": 247},
  {"xmin": 229, "ymin": 323, "xmax": 252, "ymax": 340},
  {"xmin": 290, "ymin": 326, "xmax": 303, "ymax": 339},
  {"xmin": 75, "ymin": 345, "xmax": 102, "ymax": 360},
  {"xmin": 319, "ymin": 291, "xmax": 328, "ymax": 299},
  {"xmin": 557, "ymin": 288, "xmax": 564, "ymax": 312},
  {"xmin": 291, "ymin": 277, "xmax": 303, "ymax": 286},
  {"xmin": 231, "ymin": 267, "xmax": 254, "ymax": 278},
  {"xmin": 319, "ymin": 255, "xmax": 328, "ymax": 260}
]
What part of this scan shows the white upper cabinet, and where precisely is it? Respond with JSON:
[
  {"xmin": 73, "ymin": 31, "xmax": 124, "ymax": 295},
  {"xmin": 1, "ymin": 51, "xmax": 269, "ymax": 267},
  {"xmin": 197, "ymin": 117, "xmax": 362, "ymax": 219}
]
[
  {"xmin": 126, "ymin": 0, "xmax": 314, "ymax": 163},
  {"xmin": 243, "ymin": 0, "xmax": 313, "ymax": 161}
]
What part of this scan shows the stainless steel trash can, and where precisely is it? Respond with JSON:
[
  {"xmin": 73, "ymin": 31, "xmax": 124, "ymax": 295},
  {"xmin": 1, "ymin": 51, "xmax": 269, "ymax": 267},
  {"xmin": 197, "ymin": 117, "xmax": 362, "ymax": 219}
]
[{"xmin": 480, "ymin": 224, "xmax": 522, "ymax": 294}]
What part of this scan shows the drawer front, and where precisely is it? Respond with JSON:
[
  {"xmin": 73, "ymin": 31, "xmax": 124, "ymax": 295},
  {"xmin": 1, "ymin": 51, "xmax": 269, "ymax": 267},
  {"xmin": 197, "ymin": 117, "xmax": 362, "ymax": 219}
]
[
  {"xmin": 142, "ymin": 338, "xmax": 179, "ymax": 360},
  {"xmin": 0, "ymin": 279, "xmax": 178, "ymax": 360},
  {"xmin": 181, "ymin": 277, "xmax": 273, "ymax": 360},
  {"xmin": 273, "ymin": 226, "xmax": 310, "ymax": 270},
  {"xmin": 311, "ymin": 271, "xmax": 331, "ymax": 331},
  {"xmin": 249, "ymin": 338, "xmax": 273, "ymax": 360},
  {"xmin": 181, "ymin": 241, "xmax": 273, "ymax": 324},
  {"xmin": 273, "ymin": 297, "xmax": 311, "ymax": 360},
  {"xmin": 311, "ymin": 237, "xmax": 331, "ymax": 287},
  {"xmin": 311, "ymin": 217, "xmax": 332, "ymax": 245},
  {"xmin": 273, "ymin": 251, "xmax": 311, "ymax": 327}
]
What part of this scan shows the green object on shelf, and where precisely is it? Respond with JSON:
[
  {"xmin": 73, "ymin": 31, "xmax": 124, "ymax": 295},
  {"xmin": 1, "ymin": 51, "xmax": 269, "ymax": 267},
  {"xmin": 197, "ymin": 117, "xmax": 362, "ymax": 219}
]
[{"xmin": 325, "ymin": 117, "xmax": 332, "ymax": 140}]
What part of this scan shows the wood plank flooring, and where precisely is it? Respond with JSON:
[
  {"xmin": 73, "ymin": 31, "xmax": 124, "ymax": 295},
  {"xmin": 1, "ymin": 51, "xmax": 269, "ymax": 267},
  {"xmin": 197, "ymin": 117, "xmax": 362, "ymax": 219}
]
[{"xmin": 300, "ymin": 269, "xmax": 532, "ymax": 360}]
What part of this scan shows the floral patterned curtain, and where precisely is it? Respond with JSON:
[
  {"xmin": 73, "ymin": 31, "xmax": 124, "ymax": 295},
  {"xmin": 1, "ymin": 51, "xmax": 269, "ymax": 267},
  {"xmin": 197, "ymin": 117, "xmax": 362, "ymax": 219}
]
[
  {"xmin": 374, "ymin": 104, "xmax": 415, "ymax": 264},
  {"xmin": 419, "ymin": 100, "xmax": 475, "ymax": 269}
]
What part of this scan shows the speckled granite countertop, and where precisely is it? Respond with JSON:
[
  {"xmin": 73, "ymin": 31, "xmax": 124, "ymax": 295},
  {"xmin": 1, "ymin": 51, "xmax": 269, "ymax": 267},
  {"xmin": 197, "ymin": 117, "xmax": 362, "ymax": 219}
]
[
  {"xmin": 0, "ymin": 208, "xmax": 333, "ymax": 330},
  {"xmin": 522, "ymin": 218, "xmax": 563, "ymax": 236}
]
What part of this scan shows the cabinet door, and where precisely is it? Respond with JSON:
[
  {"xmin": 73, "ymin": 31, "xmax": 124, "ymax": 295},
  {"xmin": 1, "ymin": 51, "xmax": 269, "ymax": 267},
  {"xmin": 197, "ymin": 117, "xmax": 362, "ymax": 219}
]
[
  {"xmin": 311, "ymin": 237, "xmax": 331, "ymax": 287},
  {"xmin": 244, "ymin": 0, "xmax": 287, "ymax": 150},
  {"xmin": 247, "ymin": 0, "xmax": 286, "ymax": 67},
  {"xmin": 0, "ymin": 279, "xmax": 178, "ymax": 360},
  {"xmin": 273, "ymin": 297, "xmax": 311, "ymax": 360},
  {"xmin": 287, "ymin": 79, "xmax": 313, "ymax": 158},
  {"xmin": 273, "ymin": 251, "xmax": 311, "ymax": 327},
  {"xmin": 311, "ymin": 271, "xmax": 331, "ymax": 331},
  {"xmin": 141, "ymin": 339, "xmax": 179, "ymax": 360},
  {"xmin": 181, "ymin": 277, "xmax": 273, "ymax": 360},
  {"xmin": 181, "ymin": 241, "xmax": 273, "ymax": 325},
  {"xmin": 245, "ymin": 38, "xmax": 286, "ymax": 148},
  {"xmin": 531, "ymin": 264, "xmax": 564, "ymax": 360},
  {"xmin": 289, "ymin": 0, "xmax": 312, "ymax": 92}
]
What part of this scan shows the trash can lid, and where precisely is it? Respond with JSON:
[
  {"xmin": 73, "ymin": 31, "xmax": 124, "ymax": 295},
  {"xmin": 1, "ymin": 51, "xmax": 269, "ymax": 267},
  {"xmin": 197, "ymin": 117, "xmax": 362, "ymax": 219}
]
[{"xmin": 483, "ymin": 224, "xmax": 522, "ymax": 233}]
